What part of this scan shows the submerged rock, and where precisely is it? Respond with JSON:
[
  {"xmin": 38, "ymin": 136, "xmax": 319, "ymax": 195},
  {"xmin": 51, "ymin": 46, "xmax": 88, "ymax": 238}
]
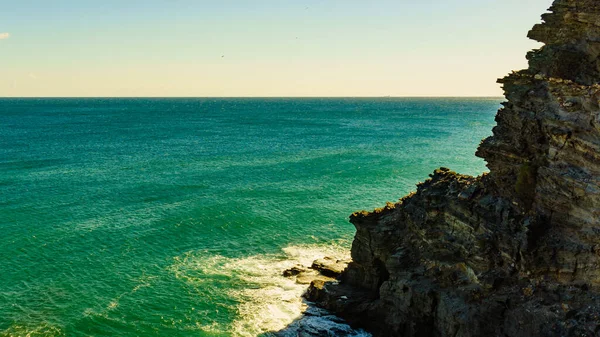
[
  {"xmin": 305, "ymin": 1, "xmax": 600, "ymax": 336},
  {"xmin": 283, "ymin": 265, "xmax": 307, "ymax": 277}
]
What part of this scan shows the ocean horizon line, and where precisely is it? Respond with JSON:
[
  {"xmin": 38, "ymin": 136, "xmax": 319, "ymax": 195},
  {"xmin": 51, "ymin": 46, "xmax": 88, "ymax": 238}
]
[{"xmin": 0, "ymin": 96, "xmax": 504, "ymax": 99}]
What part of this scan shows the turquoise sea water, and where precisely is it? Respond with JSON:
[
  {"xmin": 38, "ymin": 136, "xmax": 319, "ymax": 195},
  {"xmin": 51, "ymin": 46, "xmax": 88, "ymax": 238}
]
[{"xmin": 0, "ymin": 98, "xmax": 499, "ymax": 336}]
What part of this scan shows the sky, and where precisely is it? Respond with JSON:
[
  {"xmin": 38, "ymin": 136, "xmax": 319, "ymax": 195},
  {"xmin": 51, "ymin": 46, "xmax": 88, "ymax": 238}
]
[{"xmin": 1, "ymin": 0, "xmax": 553, "ymax": 97}]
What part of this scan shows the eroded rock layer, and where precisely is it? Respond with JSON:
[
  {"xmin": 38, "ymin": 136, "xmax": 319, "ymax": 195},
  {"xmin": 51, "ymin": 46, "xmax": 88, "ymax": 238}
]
[{"xmin": 306, "ymin": 1, "xmax": 600, "ymax": 335}]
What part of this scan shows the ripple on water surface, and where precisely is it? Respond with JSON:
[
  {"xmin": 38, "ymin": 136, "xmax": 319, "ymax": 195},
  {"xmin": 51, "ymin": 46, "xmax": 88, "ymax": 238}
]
[{"xmin": 0, "ymin": 98, "xmax": 499, "ymax": 336}]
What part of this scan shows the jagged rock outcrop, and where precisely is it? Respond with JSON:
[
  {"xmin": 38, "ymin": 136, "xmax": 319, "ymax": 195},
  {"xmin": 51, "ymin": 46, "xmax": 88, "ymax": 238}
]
[{"xmin": 306, "ymin": 1, "xmax": 600, "ymax": 336}]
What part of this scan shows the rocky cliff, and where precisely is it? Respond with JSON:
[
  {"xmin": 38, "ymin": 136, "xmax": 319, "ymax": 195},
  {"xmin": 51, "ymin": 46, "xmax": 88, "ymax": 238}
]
[{"xmin": 306, "ymin": 0, "xmax": 600, "ymax": 335}]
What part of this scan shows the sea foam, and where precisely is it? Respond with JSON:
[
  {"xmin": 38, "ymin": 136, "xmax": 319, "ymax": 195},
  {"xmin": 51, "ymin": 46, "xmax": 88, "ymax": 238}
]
[{"xmin": 170, "ymin": 243, "xmax": 369, "ymax": 336}]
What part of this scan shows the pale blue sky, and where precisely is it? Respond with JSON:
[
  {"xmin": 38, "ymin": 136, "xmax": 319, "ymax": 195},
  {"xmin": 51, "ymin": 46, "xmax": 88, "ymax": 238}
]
[{"xmin": 1, "ymin": 0, "xmax": 553, "ymax": 97}]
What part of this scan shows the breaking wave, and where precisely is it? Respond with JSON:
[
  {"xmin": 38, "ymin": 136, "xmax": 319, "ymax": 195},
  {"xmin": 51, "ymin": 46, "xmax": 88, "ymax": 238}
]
[{"xmin": 169, "ymin": 243, "xmax": 369, "ymax": 336}]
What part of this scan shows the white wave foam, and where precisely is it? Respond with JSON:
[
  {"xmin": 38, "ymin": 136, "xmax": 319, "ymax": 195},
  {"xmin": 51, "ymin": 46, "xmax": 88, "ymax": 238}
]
[
  {"xmin": 169, "ymin": 242, "xmax": 368, "ymax": 336},
  {"xmin": 276, "ymin": 313, "xmax": 373, "ymax": 337}
]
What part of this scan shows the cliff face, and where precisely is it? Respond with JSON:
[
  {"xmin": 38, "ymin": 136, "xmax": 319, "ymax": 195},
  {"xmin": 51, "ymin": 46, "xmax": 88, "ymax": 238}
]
[
  {"xmin": 478, "ymin": 0, "xmax": 600, "ymax": 284},
  {"xmin": 306, "ymin": 1, "xmax": 600, "ymax": 335}
]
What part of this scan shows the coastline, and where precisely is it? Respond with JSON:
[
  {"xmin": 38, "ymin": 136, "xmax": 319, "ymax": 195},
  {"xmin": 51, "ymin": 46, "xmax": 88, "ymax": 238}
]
[{"xmin": 289, "ymin": 1, "xmax": 600, "ymax": 336}]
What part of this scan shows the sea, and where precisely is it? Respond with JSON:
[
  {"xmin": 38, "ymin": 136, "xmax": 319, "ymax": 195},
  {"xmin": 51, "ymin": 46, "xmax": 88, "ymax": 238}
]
[{"xmin": 0, "ymin": 98, "xmax": 499, "ymax": 336}]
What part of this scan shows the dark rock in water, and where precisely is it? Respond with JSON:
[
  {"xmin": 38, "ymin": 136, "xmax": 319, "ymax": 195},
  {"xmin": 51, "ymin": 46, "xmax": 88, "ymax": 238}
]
[
  {"xmin": 305, "ymin": 0, "xmax": 600, "ymax": 336},
  {"xmin": 305, "ymin": 280, "xmax": 328, "ymax": 303},
  {"xmin": 283, "ymin": 265, "xmax": 307, "ymax": 277},
  {"xmin": 283, "ymin": 257, "xmax": 348, "ymax": 285},
  {"xmin": 311, "ymin": 257, "xmax": 348, "ymax": 278}
]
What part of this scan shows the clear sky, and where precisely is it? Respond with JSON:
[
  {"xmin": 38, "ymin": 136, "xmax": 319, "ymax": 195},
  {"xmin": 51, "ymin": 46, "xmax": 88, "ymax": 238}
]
[{"xmin": 1, "ymin": 0, "xmax": 553, "ymax": 97}]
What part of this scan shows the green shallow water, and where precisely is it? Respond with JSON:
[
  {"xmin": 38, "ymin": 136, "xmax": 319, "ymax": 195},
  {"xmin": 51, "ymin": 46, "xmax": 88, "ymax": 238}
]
[{"xmin": 0, "ymin": 98, "xmax": 499, "ymax": 336}]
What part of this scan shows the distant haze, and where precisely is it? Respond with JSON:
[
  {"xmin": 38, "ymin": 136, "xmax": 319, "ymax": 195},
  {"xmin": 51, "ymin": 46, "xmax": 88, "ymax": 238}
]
[{"xmin": 1, "ymin": 0, "xmax": 551, "ymax": 97}]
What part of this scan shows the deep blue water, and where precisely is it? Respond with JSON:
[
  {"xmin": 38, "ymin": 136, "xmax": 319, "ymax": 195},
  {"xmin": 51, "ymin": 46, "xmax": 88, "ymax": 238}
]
[{"xmin": 0, "ymin": 98, "xmax": 499, "ymax": 336}]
